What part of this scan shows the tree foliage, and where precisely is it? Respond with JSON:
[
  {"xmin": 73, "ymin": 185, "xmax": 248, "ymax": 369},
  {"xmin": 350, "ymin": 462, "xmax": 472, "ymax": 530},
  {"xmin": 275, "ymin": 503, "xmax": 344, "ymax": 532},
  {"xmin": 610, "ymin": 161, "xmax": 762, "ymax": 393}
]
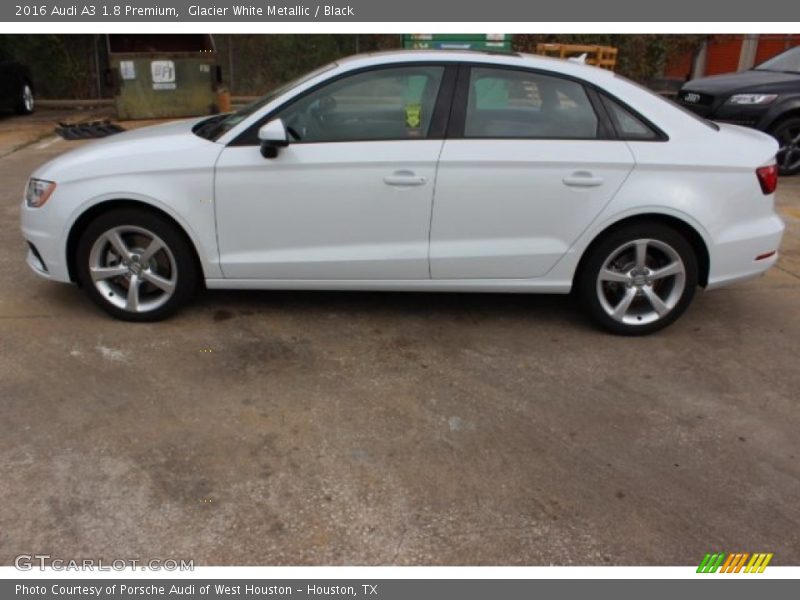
[
  {"xmin": 213, "ymin": 34, "xmax": 400, "ymax": 95},
  {"xmin": 0, "ymin": 34, "xmax": 103, "ymax": 98},
  {"xmin": 513, "ymin": 34, "xmax": 705, "ymax": 82},
  {"xmin": 0, "ymin": 34, "xmax": 705, "ymax": 99}
]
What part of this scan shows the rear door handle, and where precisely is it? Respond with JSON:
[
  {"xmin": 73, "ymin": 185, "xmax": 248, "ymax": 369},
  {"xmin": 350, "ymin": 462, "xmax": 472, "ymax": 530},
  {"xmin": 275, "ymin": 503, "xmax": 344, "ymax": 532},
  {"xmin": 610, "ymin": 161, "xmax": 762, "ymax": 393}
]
[
  {"xmin": 383, "ymin": 170, "xmax": 427, "ymax": 187},
  {"xmin": 562, "ymin": 171, "xmax": 604, "ymax": 188}
]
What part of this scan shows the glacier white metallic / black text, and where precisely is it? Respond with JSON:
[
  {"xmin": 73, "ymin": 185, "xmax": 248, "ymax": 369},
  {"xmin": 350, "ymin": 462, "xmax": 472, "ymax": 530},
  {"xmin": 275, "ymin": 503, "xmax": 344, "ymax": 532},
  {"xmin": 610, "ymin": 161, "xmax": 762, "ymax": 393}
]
[{"xmin": 21, "ymin": 51, "xmax": 785, "ymax": 334}]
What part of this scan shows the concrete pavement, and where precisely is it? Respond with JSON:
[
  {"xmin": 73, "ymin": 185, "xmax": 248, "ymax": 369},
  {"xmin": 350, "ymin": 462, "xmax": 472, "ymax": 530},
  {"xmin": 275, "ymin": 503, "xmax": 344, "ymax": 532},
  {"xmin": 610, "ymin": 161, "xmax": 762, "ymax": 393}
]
[{"xmin": 0, "ymin": 111, "xmax": 798, "ymax": 566}]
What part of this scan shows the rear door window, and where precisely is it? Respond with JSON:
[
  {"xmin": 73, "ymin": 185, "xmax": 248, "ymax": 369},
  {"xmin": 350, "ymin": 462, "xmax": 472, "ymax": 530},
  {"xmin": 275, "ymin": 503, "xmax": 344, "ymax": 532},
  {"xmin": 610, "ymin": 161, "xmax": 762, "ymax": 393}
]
[{"xmin": 464, "ymin": 67, "xmax": 600, "ymax": 139}]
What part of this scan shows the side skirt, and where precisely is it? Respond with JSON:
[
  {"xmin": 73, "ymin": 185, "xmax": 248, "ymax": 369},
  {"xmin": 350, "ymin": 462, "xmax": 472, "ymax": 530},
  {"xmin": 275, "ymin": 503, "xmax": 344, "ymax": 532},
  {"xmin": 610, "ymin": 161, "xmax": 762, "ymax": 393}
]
[{"xmin": 204, "ymin": 278, "xmax": 573, "ymax": 294}]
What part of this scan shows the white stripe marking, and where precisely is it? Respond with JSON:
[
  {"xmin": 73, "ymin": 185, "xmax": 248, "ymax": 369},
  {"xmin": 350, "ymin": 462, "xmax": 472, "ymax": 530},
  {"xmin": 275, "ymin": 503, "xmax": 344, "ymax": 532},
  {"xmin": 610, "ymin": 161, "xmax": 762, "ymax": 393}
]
[{"xmin": 35, "ymin": 137, "xmax": 61, "ymax": 150}]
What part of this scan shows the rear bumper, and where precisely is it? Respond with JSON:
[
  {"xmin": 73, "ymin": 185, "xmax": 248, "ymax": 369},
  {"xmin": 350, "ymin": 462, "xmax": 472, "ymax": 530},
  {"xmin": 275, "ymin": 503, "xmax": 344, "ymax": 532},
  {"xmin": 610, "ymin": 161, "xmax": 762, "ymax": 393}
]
[{"xmin": 706, "ymin": 213, "xmax": 785, "ymax": 289}]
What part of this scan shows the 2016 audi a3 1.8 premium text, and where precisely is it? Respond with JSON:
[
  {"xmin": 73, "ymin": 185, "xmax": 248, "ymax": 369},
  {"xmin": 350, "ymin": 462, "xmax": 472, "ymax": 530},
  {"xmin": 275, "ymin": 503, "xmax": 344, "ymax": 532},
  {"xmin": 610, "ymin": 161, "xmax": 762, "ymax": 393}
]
[{"xmin": 21, "ymin": 51, "xmax": 785, "ymax": 334}]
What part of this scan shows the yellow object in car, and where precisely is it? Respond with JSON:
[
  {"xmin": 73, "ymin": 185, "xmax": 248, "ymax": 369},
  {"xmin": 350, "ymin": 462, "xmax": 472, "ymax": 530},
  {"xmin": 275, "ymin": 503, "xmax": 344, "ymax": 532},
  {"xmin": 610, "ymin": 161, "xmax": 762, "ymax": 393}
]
[{"xmin": 405, "ymin": 103, "xmax": 422, "ymax": 129}]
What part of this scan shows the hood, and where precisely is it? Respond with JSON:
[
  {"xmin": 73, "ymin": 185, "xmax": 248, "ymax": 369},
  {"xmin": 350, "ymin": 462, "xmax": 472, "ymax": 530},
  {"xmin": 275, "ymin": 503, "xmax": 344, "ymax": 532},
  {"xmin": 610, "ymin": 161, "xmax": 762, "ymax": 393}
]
[
  {"xmin": 682, "ymin": 69, "xmax": 800, "ymax": 95},
  {"xmin": 34, "ymin": 116, "xmax": 221, "ymax": 182},
  {"xmin": 71, "ymin": 116, "xmax": 209, "ymax": 147}
]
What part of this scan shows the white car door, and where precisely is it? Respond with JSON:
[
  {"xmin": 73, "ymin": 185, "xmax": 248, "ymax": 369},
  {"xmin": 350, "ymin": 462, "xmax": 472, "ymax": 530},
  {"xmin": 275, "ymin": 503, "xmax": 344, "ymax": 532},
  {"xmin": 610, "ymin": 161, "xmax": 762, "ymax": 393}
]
[
  {"xmin": 430, "ymin": 65, "xmax": 637, "ymax": 279},
  {"xmin": 215, "ymin": 64, "xmax": 452, "ymax": 280}
]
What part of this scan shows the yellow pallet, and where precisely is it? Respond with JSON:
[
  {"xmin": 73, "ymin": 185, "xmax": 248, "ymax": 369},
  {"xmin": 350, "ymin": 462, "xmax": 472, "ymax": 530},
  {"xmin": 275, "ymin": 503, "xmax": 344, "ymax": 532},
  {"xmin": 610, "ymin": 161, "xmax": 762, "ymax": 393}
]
[{"xmin": 535, "ymin": 43, "xmax": 618, "ymax": 71}]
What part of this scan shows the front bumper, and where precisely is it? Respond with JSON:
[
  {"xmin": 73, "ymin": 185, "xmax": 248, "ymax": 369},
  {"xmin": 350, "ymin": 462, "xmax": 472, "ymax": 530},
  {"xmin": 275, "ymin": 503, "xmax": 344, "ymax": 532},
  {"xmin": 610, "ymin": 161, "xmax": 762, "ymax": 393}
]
[
  {"xmin": 678, "ymin": 96, "xmax": 771, "ymax": 130},
  {"xmin": 710, "ymin": 103, "xmax": 771, "ymax": 129},
  {"xmin": 25, "ymin": 241, "xmax": 49, "ymax": 276},
  {"xmin": 20, "ymin": 204, "xmax": 72, "ymax": 283}
]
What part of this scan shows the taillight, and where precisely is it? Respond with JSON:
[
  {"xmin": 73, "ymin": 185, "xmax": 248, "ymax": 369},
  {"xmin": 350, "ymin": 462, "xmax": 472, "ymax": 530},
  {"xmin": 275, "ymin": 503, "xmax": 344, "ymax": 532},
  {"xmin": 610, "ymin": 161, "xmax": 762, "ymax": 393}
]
[{"xmin": 756, "ymin": 164, "xmax": 778, "ymax": 195}]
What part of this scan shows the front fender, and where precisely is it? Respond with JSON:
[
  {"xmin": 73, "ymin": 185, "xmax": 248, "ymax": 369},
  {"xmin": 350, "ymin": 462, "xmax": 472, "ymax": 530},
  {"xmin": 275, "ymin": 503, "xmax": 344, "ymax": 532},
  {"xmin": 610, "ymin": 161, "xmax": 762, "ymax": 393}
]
[
  {"xmin": 759, "ymin": 96, "xmax": 800, "ymax": 131},
  {"xmin": 60, "ymin": 188, "xmax": 221, "ymax": 281}
]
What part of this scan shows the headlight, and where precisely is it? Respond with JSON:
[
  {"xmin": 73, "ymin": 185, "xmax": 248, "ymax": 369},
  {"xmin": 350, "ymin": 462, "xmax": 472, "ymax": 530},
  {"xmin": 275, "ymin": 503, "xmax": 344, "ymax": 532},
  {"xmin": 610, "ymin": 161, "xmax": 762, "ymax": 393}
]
[
  {"xmin": 727, "ymin": 94, "xmax": 778, "ymax": 105},
  {"xmin": 25, "ymin": 179, "xmax": 56, "ymax": 208}
]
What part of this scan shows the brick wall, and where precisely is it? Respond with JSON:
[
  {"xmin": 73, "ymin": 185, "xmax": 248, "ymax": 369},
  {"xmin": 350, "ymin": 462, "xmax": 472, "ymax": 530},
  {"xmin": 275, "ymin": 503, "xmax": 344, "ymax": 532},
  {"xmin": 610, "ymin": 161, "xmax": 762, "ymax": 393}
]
[{"xmin": 665, "ymin": 34, "xmax": 800, "ymax": 79}]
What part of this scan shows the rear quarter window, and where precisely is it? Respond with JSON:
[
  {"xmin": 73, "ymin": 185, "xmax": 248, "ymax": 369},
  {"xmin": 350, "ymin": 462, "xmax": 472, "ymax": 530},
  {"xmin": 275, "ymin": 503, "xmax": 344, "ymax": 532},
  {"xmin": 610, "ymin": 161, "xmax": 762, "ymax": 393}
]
[{"xmin": 600, "ymin": 94, "xmax": 660, "ymax": 140}]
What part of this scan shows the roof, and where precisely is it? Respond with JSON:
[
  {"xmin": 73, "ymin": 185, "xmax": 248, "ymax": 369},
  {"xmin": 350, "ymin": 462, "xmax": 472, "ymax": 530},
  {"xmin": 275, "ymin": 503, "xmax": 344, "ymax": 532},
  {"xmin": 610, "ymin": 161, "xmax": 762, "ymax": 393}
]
[{"xmin": 333, "ymin": 49, "xmax": 616, "ymax": 82}]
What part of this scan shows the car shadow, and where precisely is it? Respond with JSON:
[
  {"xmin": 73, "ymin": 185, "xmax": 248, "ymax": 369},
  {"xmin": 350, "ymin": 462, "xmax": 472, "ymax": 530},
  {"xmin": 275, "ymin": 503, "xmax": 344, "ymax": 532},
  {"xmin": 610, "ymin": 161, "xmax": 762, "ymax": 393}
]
[{"xmin": 191, "ymin": 288, "xmax": 590, "ymax": 331}]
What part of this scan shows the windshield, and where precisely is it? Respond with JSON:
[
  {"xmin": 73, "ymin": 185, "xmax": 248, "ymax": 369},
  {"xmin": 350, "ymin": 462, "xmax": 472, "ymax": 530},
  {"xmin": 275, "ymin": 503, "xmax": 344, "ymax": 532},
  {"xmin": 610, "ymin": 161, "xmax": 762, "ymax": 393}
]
[
  {"xmin": 195, "ymin": 62, "xmax": 337, "ymax": 141},
  {"xmin": 754, "ymin": 46, "xmax": 800, "ymax": 73}
]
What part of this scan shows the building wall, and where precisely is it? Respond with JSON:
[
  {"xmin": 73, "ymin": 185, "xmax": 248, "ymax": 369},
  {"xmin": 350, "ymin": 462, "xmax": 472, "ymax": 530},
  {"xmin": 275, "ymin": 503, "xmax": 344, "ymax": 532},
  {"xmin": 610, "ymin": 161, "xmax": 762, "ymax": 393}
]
[
  {"xmin": 754, "ymin": 34, "xmax": 800, "ymax": 64},
  {"xmin": 665, "ymin": 34, "xmax": 800, "ymax": 80},
  {"xmin": 704, "ymin": 37, "xmax": 744, "ymax": 75}
]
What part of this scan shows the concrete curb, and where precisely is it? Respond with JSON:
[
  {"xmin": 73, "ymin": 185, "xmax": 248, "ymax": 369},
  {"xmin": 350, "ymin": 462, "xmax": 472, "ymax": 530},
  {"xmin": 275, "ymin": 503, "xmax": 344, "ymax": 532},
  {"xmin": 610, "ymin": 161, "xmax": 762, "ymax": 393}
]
[
  {"xmin": 36, "ymin": 99, "xmax": 113, "ymax": 109},
  {"xmin": 36, "ymin": 97, "xmax": 260, "ymax": 110}
]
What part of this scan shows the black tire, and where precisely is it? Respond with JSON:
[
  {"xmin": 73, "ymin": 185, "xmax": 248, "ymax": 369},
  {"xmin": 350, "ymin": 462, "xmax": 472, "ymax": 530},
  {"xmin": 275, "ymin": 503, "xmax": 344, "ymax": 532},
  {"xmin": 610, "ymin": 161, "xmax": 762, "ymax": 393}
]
[
  {"xmin": 14, "ymin": 81, "xmax": 34, "ymax": 115},
  {"xmin": 769, "ymin": 116, "xmax": 800, "ymax": 176},
  {"xmin": 577, "ymin": 222, "xmax": 698, "ymax": 335},
  {"xmin": 75, "ymin": 209, "xmax": 199, "ymax": 322}
]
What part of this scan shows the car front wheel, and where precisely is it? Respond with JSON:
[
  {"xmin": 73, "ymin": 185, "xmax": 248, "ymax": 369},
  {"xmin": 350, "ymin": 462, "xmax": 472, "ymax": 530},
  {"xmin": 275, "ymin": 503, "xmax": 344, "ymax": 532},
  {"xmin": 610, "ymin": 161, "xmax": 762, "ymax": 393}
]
[
  {"xmin": 771, "ymin": 117, "xmax": 800, "ymax": 176},
  {"xmin": 578, "ymin": 223, "xmax": 698, "ymax": 335},
  {"xmin": 75, "ymin": 209, "xmax": 198, "ymax": 321}
]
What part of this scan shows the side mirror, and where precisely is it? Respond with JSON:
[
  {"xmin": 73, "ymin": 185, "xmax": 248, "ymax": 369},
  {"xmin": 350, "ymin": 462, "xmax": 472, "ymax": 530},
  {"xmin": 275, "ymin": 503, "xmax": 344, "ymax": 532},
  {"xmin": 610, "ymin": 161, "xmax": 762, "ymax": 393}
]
[{"xmin": 258, "ymin": 119, "xmax": 289, "ymax": 158}]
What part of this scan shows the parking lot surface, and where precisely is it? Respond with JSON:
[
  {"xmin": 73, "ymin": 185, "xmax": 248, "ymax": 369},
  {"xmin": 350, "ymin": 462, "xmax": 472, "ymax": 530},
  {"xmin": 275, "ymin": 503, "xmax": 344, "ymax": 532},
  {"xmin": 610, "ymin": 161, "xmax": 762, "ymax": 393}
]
[{"xmin": 1, "ymin": 110, "xmax": 799, "ymax": 565}]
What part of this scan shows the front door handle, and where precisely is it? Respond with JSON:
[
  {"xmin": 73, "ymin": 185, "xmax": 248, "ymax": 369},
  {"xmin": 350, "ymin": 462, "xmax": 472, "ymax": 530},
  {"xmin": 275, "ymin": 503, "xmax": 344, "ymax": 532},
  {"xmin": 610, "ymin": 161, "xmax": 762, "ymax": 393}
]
[
  {"xmin": 563, "ymin": 171, "xmax": 604, "ymax": 188},
  {"xmin": 384, "ymin": 170, "xmax": 427, "ymax": 187}
]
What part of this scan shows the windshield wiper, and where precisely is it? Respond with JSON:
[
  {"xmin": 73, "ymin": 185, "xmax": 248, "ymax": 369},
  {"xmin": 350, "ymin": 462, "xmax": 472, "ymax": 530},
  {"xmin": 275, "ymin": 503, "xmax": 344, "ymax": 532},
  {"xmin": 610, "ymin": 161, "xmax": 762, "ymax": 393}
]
[{"xmin": 193, "ymin": 114, "xmax": 228, "ymax": 140}]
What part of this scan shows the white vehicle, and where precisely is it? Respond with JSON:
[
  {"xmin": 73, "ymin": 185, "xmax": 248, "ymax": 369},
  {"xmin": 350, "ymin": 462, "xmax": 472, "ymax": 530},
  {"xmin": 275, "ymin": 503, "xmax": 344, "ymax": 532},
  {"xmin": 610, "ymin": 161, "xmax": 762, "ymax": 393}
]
[{"xmin": 21, "ymin": 51, "xmax": 785, "ymax": 334}]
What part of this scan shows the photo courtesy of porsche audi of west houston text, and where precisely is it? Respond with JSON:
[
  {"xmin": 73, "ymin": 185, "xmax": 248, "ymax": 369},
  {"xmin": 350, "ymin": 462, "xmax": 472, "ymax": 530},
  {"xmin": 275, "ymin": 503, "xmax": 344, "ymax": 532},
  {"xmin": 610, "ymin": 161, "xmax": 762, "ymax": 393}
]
[
  {"xmin": 20, "ymin": 51, "xmax": 785, "ymax": 335},
  {"xmin": 15, "ymin": 583, "xmax": 346, "ymax": 597}
]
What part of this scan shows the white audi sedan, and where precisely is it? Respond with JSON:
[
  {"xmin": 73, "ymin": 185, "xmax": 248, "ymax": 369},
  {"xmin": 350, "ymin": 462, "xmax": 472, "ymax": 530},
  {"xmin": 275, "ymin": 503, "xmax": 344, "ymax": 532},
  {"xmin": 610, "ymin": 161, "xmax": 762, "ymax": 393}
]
[{"xmin": 21, "ymin": 51, "xmax": 785, "ymax": 334}]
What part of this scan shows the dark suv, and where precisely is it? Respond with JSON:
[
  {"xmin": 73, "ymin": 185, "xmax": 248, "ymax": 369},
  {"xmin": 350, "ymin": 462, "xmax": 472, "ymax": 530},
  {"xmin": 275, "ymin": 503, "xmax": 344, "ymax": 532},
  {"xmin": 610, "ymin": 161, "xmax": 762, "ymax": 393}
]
[{"xmin": 678, "ymin": 45, "xmax": 800, "ymax": 175}]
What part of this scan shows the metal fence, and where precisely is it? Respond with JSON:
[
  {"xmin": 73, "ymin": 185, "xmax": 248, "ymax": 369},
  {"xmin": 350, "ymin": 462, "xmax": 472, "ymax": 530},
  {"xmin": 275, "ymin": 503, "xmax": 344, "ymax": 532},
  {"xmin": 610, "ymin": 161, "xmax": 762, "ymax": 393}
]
[
  {"xmin": 0, "ymin": 34, "xmax": 705, "ymax": 101},
  {"xmin": 0, "ymin": 34, "xmax": 402, "ymax": 100}
]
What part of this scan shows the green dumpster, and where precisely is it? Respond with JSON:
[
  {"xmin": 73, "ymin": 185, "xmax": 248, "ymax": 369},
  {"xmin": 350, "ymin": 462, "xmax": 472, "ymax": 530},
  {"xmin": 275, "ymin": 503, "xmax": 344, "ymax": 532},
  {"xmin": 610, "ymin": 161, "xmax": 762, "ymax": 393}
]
[
  {"xmin": 402, "ymin": 34, "xmax": 513, "ymax": 53},
  {"xmin": 107, "ymin": 34, "xmax": 221, "ymax": 120}
]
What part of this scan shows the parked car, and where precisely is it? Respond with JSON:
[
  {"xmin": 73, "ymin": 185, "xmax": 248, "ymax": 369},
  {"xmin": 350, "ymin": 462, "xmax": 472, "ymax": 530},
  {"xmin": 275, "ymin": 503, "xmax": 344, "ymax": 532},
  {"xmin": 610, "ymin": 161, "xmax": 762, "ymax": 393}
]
[
  {"xmin": 20, "ymin": 51, "xmax": 785, "ymax": 334},
  {"xmin": 0, "ymin": 59, "xmax": 34, "ymax": 114},
  {"xmin": 678, "ymin": 45, "xmax": 800, "ymax": 175}
]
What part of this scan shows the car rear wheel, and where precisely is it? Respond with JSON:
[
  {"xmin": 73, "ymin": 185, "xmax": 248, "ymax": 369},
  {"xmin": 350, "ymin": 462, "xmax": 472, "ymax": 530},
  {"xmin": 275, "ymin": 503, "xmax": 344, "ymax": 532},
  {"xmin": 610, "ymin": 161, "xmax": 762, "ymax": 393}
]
[
  {"xmin": 15, "ymin": 82, "xmax": 34, "ymax": 115},
  {"xmin": 770, "ymin": 117, "xmax": 800, "ymax": 176},
  {"xmin": 578, "ymin": 223, "xmax": 698, "ymax": 335},
  {"xmin": 75, "ymin": 209, "xmax": 198, "ymax": 321}
]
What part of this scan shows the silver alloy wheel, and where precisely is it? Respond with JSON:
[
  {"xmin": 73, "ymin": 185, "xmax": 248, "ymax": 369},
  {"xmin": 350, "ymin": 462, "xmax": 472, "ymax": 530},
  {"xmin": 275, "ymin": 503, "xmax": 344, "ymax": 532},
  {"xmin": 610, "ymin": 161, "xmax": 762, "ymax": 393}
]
[
  {"xmin": 88, "ymin": 225, "xmax": 177, "ymax": 313},
  {"xmin": 596, "ymin": 238, "xmax": 686, "ymax": 326},
  {"xmin": 22, "ymin": 85, "xmax": 34, "ymax": 112},
  {"xmin": 776, "ymin": 123, "xmax": 800, "ymax": 174}
]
